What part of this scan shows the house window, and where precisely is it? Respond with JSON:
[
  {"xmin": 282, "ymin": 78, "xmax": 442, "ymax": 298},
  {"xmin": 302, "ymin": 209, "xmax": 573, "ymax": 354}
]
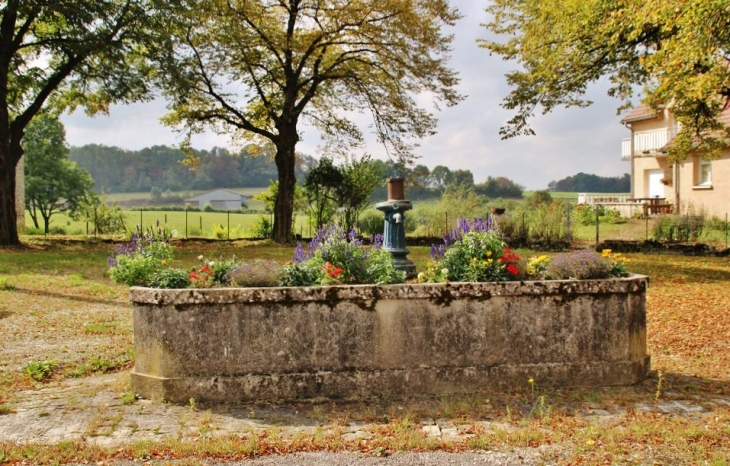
[{"xmin": 697, "ymin": 158, "xmax": 712, "ymax": 186}]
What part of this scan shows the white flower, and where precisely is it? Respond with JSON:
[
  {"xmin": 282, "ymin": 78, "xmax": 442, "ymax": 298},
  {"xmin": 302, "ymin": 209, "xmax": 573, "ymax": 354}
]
[{"xmin": 198, "ymin": 255, "xmax": 204, "ymax": 260}]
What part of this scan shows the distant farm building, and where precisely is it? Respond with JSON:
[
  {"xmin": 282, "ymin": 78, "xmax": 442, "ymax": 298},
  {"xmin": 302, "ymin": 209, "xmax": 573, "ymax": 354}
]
[{"xmin": 184, "ymin": 189, "xmax": 247, "ymax": 210}]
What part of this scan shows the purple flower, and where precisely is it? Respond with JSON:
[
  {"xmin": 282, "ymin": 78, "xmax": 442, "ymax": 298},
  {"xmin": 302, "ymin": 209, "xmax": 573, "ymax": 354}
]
[
  {"xmin": 293, "ymin": 242, "xmax": 306, "ymax": 263},
  {"xmin": 372, "ymin": 233, "xmax": 384, "ymax": 249}
]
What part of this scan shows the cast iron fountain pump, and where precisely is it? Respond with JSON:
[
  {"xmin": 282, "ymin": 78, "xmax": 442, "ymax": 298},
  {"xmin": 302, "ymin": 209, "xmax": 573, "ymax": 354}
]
[{"xmin": 376, "ymin": 178, "xmax": 416, "ymax": 276}]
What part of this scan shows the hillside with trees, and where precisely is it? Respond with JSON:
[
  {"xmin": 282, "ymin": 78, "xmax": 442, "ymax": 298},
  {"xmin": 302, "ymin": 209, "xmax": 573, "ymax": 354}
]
[
  {"xmin": 68, "ymin": 144, "xmax": 528, "ymax": 202},
  {"xmin": 69, "ymin": 144, "xmax": 315, "ymax": 193},
  {"xmin": 548, "ymin": 173, "xmax": 631, "ymax": 193}
]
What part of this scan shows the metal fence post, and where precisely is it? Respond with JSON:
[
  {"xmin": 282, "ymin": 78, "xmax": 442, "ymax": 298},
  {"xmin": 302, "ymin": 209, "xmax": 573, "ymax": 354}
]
[{"xmin": 595, "ymin": 204, "xmax": 600, "ymax": 245}]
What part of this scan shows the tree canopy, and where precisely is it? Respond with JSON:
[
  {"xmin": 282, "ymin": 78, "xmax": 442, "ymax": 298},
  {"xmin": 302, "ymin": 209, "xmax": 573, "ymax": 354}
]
[
  {"xmin": 481, "ymin": 0, "xmax": 730, "ymax": 161},
  {"xmin": 0, "ymin": 0, "xmax": 159, "ymax": 245},
  {"xmin": 156, "ymin": 0, "xmax": 462, "ymax": 242}
]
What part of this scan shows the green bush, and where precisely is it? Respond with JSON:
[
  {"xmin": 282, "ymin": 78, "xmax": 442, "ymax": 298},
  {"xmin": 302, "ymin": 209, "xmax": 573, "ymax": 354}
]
[
  {"xmin": 356, "ymin": 210, "xmax": 384, "ymax": 237},
  {"xmin": 574, "ymin": 204, "xmax": 623, "ymax": 226},
  {"xmin": 652, "ymin": 214, "xmax": 705, "ymax": 242},
  {"xmin": 108, "ymin": 233, "xmax": 174, "ymax": 286},
  {"xmin": 148, "ymin": 268, "xmax": 191, "ymax": 289},
  {"xmin": 421, "ymin": 221, "xmax": 520, "ymax": 283},
  {"xmin": 279, "ymin": 224, "xmax": 405, "ymax": 286},
  {"xmin": 252, "ymin": 215, "xmax": 273, "ymax": 238}
]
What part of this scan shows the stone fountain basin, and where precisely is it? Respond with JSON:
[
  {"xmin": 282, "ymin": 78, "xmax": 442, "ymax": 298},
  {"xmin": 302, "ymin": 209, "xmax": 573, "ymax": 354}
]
[{"xmin": 130, "ymin": 276, "xmax": 649, "ymax": 403}]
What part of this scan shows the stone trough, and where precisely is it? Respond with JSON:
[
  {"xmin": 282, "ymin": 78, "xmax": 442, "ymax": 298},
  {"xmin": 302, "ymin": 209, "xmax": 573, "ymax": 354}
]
[{"xmin": 130, "ymin": 276, "xmax": 649, "ymax": 403}]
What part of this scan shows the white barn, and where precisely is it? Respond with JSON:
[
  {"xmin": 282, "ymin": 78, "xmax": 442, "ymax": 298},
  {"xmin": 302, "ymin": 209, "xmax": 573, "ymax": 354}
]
[{"xmin": 184, "ymin": 189, "xmax": 246, "ymax": 210}]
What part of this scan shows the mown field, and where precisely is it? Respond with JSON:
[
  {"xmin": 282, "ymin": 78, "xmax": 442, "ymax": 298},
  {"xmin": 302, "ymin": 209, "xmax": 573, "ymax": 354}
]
[{"xmin": 0, "ymin": 239, "xmax": 729, "ymax": 463}]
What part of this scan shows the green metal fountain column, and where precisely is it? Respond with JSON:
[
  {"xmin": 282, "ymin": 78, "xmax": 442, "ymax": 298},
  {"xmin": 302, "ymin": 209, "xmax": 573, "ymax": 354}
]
[{"xmin": 376, "ymin": 178, "xmax": 416, "ymax": 276}]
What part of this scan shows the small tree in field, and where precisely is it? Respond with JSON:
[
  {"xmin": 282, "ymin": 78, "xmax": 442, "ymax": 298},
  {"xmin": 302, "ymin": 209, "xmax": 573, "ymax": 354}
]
[{"xmin": 24, "ymin": 115, "xmax": 94, "ymax": 234}]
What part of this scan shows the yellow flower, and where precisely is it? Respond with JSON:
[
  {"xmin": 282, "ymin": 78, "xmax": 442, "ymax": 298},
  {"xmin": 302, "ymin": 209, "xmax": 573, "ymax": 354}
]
[
  {"xmin": 528, "ymin": 378, "xmax": 535, "ymax": 385},
  {"xmin": 472, "ymin": 257, "xmax": 477, "ymax": 262},
  {"xmin": 486, "ymin": 251, "xmax": 493, "ymax": 257},
  {"xmin": 417, "ymin": 272, "xmax": 426, "ymax": 283},
  {"xmin": 601, "ymin": 249, "xmax": 611, "ymax": 258},
  {"xmin": 160, "ymin": 259, "xmax": 167, "ymax": 265}
]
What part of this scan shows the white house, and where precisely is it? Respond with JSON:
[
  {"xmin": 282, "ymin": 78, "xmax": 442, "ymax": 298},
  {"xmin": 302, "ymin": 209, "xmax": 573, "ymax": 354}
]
[{"xmin": 184, "ymin": 189, "xmax": 247, "ymax": 210}]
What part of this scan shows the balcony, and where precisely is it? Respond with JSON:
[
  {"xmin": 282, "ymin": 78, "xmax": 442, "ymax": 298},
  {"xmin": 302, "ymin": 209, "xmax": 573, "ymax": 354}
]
[{"xmin": 621, "ymin": 128, "xmax": 675, "ymax": 160}]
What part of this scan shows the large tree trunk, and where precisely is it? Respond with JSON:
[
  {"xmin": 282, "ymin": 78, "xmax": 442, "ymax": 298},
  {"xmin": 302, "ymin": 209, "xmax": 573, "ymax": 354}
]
[
  {"xmin": 272, "ymin": 125, "xmax": 298, "ymax": 243},
  {"xmin": 0, "ymin": 137, "xmax": 21, "ymax": 246}
]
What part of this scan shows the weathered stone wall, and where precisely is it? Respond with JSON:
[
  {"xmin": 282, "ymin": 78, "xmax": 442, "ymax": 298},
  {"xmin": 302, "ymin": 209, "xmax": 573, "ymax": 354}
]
[{"xmin": 131, "ymin": 276, "xmax": 649, "ymax": 403}]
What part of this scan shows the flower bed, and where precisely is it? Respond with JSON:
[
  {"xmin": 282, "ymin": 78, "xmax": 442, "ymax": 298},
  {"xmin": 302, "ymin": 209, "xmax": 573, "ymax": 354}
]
[{"xmin": 120, "ymin": 220, "xmax": 648, "ymax": 403}]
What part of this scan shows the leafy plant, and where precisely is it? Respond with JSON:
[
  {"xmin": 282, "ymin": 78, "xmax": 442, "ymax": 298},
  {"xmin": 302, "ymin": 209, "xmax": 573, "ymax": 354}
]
[
  {"xmin": 279, "ymin": 224, "xmax": 405, "ymax": 286},
  {"xmin": 652, "ymin": 214, "xmax": 705, "ymax": 242},
  {"xmin": 421, "ymin": 218, "xmax": 520, "ymax": 283},
  {"xmin": 108, "ymin": 230, "xmax": 174, "ymax": 286},
  {"xmin": 574, "ymin": 204, "xmax": 622, "ymax": 226},
  {"xmin": 24, "ymin": 359, "xmax": 58, "ymax": 382},
  {"xmin": 252, "ymin": 215, "xmax": 273, "ymax": 239},
  {"xmin": 148, "ymin": 268, "xmax": 191, "ymax": 289}
]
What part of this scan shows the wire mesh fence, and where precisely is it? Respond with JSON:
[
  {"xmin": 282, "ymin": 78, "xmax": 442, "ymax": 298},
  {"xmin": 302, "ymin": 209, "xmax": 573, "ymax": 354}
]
[{"xmin": 22, "ymin": 203, "xmax": 730, "ymax": 250}]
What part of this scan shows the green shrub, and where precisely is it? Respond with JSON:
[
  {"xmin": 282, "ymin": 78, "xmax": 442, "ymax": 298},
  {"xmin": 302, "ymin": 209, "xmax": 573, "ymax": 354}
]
[
  {"xmin": 652, "ymin": 214, "xmax": 705, "ymax": 242},
  {"xmin": 252, "ymin": 215, "xmax": 273, "ymax": 238},
  {"xmin": 574, "ymin": 204, "xmax": 623, "ymax": 226},
  {"xmin": 421, "ymin": 219, "xmax": 520, "ymax": 283},
  {"xmin": 148, "ymin": 268, "xmax": 191, "ymax": 288},
  {"xmin": 108, "ymin": 233, "xmax": 174, "ymax": 286},
  {"xmin": 279, "ymin": 224, "xmax": 405, "ymax": 286},
  {"xmin": 356, "ymin": 210, "xmax": 384, "ymax": 237}
]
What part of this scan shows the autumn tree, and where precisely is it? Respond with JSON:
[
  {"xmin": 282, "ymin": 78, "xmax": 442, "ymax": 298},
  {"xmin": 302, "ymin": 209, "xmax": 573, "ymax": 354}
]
[
  {"xmin": 481, "ymin": 0, "xmax": 730, "ymax": 160},
  {"xmin": 0, "ymin": 0, "xmax": 158, "ymax": 246},
  {"xmin": 24, "ymin": 114, "xmax": 94, "ymax": 234},
  {"xmin": 157, "ymin": 0, "xmax": 462, "ymax": 243}
]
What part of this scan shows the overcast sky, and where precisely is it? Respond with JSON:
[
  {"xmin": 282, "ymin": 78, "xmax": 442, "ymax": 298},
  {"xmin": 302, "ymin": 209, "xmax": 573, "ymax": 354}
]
[{"xmin": 61, "ymin": 0, "xmax": 633, "ymax": 191}]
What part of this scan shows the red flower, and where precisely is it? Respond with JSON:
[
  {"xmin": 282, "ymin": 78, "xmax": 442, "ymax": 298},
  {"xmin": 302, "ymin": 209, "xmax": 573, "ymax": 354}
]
[
  {"xmin": 324, "ymin": 262, "xmax": 343, "ymax": 277},
  {"xmin": 506, "ymin": 264, "xmax": 519, "ymax": 276},
  {"xmin": 200, "ymin": 266, "xmax": 212, "ymax": 274}
]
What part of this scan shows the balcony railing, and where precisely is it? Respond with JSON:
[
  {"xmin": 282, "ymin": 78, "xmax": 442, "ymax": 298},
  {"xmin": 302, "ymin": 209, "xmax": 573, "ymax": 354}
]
[
  {"xmin": 621, "ymin": 139, "xmax": 631, "ymax": 161},
  {"xmin": 621, "ymin": 128, "xmax": 675, "ymax": 160}
]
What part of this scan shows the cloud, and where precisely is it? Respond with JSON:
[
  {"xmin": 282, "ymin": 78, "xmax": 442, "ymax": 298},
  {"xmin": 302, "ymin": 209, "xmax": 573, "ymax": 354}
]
[{"xmin": 61, "ymin": 0, "xmax": 633, "ymax": 191}]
